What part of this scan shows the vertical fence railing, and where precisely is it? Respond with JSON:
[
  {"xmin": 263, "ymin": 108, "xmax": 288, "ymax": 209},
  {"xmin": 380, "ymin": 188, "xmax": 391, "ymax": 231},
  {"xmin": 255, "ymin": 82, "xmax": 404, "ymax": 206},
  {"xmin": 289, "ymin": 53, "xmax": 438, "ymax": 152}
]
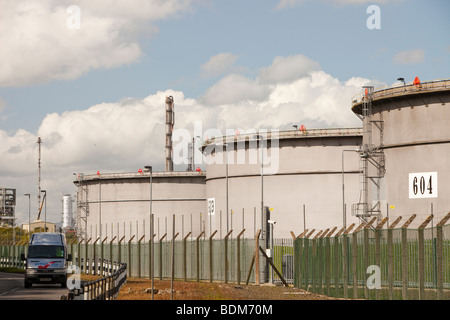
[
  {"xmin": 293, "ymin": 212, "xmax": 450, "ymax": 300},
  {"xmin": 49, "ymin": 228, "xmax": 256, "ymax": 285}
]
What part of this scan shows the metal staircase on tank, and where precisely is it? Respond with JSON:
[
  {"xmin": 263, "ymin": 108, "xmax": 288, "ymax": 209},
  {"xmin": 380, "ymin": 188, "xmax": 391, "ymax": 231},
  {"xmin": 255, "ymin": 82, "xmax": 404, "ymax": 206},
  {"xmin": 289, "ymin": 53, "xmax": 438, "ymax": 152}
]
[
  {"xmin": 76, "ymin": 174, "xmax": 90, "ymax": 239},
  {"xmin": 352, "ymin": 86, "xmax": 386, "ymax": 226}
]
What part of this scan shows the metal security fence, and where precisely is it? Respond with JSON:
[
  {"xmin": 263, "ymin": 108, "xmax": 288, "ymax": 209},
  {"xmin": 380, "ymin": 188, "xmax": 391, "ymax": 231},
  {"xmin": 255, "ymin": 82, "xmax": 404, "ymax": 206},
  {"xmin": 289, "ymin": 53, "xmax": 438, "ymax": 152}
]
[
  {"xmin": 0, "ymin": 242, "xmax": 27, "ymax": 269},
  {"xmin": 65, "ymin": 231, "xmax": 259, "ymax": 284},
  {"xmin": 272, "ymin": 238, "xmax": 294, "ymax": 284},
  {"xmin": 76, "ymin": 262, "xmax": 127, "ymax": 300},
  {"xmin": 0, "ymin": 229, "xmax": 287, "ymax": 292},
  {"xmin": 293, "ymin": 213, "xmax": 450, "ymax": 300}
]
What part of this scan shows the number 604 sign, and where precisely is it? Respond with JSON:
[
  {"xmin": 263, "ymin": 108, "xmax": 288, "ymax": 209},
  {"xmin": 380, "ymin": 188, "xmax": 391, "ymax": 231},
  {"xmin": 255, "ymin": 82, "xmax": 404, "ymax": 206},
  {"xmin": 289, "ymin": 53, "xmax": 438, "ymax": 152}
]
[{"xmin": 409, "ymin": 172, "xmax": 437, "ymax": 199}]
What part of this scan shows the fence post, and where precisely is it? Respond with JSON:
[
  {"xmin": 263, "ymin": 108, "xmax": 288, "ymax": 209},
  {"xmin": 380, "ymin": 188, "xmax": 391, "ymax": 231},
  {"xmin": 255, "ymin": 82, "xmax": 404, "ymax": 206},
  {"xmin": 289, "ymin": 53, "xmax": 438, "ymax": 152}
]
[
  {"xmin": 183, "ymin": 232, "xmax": 191, "ymax": 282},
  {"xmin": 109, "ymin": 236, "xmax": 116, "ymax": 274},
  {"xmin": 352, "ymin": 222, "xmax": 366, "ymax": 299},
  {"xmin": 237, "ymin": 229, "xmax": 246, "ymax": 285},
  {"xmin": 118, "ymin": 236, "xmax": 125, "ymax": 271},
  {"xmin": 159, "ymin": 233, "xmax": 166, "ymax": 280},
  {"xmin": 401, "ymin": 214, "xmax": 416, "ymax": 301},
  {"xmin": 299, "ymin": 229, "xmax": 309, "ymax": 290},
  {"xmin": 332, "ymin": 227, "xmax": 344, "ymax": 297},
  {"xmin": 436, "ymin": 212, "xmax": 450, "ymax": 300},
  {"xmin": 374, "ymin": 217, "xmax": 388, "ymax": 300},
  {"xmin": 255, "ymin": 229, "xmax": 261, "ymax": 285},
  {"xmin": 128, "ymin": 235, "xmax": 135, "ymax": 278},
  {"xmin": 293, "ymin": 230, "xmax": 305, "ymax": 289},
  {"xmin": 320, "ymin": 229, "xmax": 330, "ymax": 294},
  {"xmin": 196, "ymin": 231, "xmax": 204, "ymax": 282},
  {"xmin": 325, "ymin": 227, "xmax": 336, "ymax": 296},
  {"xmin": 84, "ymin": 238, "xmax": 91, "ymax": 275},
  {"xmin": 77, "ymin": 239, "xmax": 83, "ymax": 273},
  {"xmin": 93, "ymin": 237, "xmax": 100, "ymax": 276},
  {"xmin": 318, "ymin": 228, "xmax": 329, "ymax": 294},
  {"xmin": 387, "ymin": 216, "xmax": 402, "ymax": 300},
  {"xmin": 342, "ymin": 224, "xmax": 354, "ymax": 299},
  {"xmin": 209, "ymin": 230, "xmax": 217, "ymax": 283},
  {"xmin": 304, "ymin": 229, "xmax": 315, "ymax": 290},
  {"xmin": 418, "ymin": 215, "xmax": 433, "ymax": 300},
  {"xmin": 101, "ymin": 237, "xmax": 108, "ymax": 276},
  {"xmin": 9, "ymin": 243, "xmax": 13, "ymax": 268},
  {"xmin": 224, "ymin": 230, "xmax": 233, "ymax": 284},
  {"xmin": 312, "ymin": 230, "xmax": 323, "ymax": 293},
  {"xmin": 137, "ymin": 235, "xmax": 145, "ymax": 278},
  {"xmin": 171, "ymin": 225, "xmax": 179, "ymax": 301},
  {"xmin": 149, "ymin": 214, "xmax": 154, "ymax": 286},
  {"xmin": 364, "ymin": 217, "xmax": 377, "ymax": 299}
]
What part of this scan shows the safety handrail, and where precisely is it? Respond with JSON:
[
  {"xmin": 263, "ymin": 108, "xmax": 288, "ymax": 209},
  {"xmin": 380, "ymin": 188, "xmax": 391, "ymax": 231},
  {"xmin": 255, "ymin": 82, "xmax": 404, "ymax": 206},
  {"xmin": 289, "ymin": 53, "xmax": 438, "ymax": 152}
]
[{"xmin": 351, "ymin": 78, "xmax": 450, "ymax": 107}]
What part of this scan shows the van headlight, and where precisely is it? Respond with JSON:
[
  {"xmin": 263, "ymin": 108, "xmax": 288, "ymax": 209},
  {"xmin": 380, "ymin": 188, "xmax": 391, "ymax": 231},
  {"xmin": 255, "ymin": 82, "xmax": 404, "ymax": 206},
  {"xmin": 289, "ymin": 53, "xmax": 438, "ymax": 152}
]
[
  {"xmin": 54, "ymin": 269, "xmax": 66, "ymax": 273},
  {"xmin": 26, "ymin": 269, "xmax": 38, "ymax": 274}
]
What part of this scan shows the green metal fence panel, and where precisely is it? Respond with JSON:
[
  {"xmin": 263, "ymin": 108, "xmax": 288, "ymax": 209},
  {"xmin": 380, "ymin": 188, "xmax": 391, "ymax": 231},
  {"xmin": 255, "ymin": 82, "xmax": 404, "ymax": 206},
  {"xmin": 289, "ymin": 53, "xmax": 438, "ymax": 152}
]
[{"xmin": 293, "ymin": 222, "xmax": 450, "ymax": 300}]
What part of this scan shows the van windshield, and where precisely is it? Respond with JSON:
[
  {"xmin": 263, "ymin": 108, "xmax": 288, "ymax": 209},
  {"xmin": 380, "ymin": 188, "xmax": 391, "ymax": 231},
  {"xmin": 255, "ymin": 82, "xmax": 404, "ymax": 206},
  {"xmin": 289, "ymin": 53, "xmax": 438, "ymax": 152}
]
[{"xmin": 28, "ymin": 245, "xmax": 65, "ymax": 259}]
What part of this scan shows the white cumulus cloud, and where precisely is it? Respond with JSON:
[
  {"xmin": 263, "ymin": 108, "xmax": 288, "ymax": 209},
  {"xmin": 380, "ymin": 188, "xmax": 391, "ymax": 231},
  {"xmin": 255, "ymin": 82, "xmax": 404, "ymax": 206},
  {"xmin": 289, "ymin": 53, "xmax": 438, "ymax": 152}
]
[
  {"xmin": 200, "ymin": 52, "xmax": 241, "ymax": 78},
  {"xmin": 200, "ymin": 74, "xmax": 270, "ymax": 106},
  {"xmin": 0, "ymin": 0, "xmax": 195, "ymax": 87},
  {"xmin": 393, "ymin": 48, "xmax": 426, "ymax": 65},
  {"xmin": 259, "ymin": 55, "xmax": 321, "ymax": 84}
]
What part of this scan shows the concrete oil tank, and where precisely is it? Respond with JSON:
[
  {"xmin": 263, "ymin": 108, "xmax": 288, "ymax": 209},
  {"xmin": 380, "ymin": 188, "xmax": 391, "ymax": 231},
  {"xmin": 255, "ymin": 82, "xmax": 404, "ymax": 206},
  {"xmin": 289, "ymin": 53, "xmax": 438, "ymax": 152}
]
[
  {"xmin": 202, "ymin": 127, "xmax": 363, "ymax": 238},
  {"xmin": 351, "ymin": 78, "xmax": 450, "ymax": 227},
  {"xmin": 73, "ymin": 171, "xmax": 206, "ymax": 242}
]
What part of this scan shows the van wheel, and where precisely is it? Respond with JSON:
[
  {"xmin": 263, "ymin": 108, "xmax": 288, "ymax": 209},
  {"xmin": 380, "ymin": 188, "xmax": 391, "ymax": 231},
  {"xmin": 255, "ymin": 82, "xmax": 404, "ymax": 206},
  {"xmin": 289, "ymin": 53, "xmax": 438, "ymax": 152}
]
[{"xmin": 61, "ymin": 281, "xmax": 67, "ymax": 288}]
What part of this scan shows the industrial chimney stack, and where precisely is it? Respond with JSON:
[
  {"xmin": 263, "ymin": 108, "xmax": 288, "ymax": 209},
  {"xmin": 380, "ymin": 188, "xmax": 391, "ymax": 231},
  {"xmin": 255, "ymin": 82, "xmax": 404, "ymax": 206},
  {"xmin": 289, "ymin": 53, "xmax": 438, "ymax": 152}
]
[{"xmin": 165, "ymin": 96, "xmax": 174, "ymax": 171}]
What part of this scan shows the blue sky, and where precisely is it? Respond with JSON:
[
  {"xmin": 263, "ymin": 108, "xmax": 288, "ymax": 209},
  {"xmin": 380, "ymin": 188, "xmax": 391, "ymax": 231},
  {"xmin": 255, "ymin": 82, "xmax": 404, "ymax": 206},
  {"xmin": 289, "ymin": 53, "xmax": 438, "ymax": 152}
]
[{"xmin": 0, "ymin": 0, "xmax": 449, "ymax": 225}]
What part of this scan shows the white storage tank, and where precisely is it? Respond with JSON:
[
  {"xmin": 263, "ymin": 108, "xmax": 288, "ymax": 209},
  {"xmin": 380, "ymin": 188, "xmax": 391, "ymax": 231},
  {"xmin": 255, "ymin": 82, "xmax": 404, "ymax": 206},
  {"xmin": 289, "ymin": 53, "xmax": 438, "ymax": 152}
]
[
  {"xmin": 62, "ymin": 194, "xmax": 73, "ymax": 230},
  {"xmin": 201, "ymin": 127, "xmax": 363, "ymax": 238}
]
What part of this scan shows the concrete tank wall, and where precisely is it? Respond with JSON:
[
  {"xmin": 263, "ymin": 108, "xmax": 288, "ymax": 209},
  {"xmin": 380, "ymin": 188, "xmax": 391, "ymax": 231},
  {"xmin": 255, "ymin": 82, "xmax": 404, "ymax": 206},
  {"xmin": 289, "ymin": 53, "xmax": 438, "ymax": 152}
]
[
  {"xmin": 203, "ymin": 129, "xmax": 363, "ymax": 238},
  {"xmin": 74, "ymin": 172, "xmax": 206, "ymax": 241}
]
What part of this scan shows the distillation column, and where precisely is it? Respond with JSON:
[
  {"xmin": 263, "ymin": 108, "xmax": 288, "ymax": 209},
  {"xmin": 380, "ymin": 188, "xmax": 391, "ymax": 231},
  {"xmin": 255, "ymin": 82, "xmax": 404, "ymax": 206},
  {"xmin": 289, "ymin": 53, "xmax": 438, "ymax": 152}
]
[{"xmin": 165, "ymin": 96, "xmax": 174, "ymax": 172}]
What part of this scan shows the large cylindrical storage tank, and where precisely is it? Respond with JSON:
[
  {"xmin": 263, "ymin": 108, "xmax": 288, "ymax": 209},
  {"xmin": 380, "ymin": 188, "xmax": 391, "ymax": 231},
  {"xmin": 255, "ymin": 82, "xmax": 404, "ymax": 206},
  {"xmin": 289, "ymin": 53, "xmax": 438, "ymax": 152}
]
[
  {"xmin": 62, "ymin": 194, "xmax": 73, "ymax": 229},
  {"xmin": 202, "ymin": 128, "xmax": 363, "ymax": 238},
  {"xmin": 73, "ymin": 171, "xmax": 206, "ymax": 242},
  {"xmin": 351, "ymin": 78, "xmax": 450, "ymax": 227}
]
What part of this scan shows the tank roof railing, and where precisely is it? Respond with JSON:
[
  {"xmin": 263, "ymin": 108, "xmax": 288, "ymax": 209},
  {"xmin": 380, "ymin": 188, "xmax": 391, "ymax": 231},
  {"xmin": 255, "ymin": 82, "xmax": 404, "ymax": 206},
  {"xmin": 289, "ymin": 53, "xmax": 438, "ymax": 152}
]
[
  {"xmin": 351, "ymin": 78, "xmax": 450, "ymax": 107},
  {"xmin": 202, "ymin": 127, "xmax": 363, "ymax": 147},
  {"xmin": 75, "ymin": 170, "xmax": 205, "ymax": 182}
]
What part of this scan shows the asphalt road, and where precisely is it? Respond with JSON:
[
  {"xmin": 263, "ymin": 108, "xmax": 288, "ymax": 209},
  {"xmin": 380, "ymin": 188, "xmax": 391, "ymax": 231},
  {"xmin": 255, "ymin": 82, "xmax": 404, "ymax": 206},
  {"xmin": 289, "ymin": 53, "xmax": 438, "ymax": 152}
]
[{"xmin": 0, "ymin": 272, "xmax": 69, "ymax": 300}]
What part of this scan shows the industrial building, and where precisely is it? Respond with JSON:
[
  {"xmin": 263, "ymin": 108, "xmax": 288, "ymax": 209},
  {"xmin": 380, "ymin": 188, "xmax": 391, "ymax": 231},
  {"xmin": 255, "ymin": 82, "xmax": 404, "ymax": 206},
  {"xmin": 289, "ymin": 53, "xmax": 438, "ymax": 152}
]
[
  {"xmin": 0, "ymin": 187, "xmax": 16, "ymax": 227},
  {"xmin": 72, "ymin": 78, "xmax": 450, "ymax": 240},
  {"xmin": 22, "ymin": 220, "xmax": 57, "ymax": 233}
]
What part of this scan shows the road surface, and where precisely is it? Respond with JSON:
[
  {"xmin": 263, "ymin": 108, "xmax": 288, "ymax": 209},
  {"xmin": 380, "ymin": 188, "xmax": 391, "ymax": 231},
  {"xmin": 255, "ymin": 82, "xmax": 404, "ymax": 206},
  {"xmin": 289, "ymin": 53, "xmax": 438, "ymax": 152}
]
[{"xmin": 0, "ymin": 272, "xmax": 69, "ymax": 300}]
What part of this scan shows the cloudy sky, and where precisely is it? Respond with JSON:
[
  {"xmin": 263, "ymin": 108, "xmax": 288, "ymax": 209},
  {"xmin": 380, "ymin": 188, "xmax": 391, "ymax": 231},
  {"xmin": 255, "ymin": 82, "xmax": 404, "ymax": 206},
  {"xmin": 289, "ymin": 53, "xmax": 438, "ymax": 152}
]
[{"xmin": 0, "ymin": 0, "xmax": 449, "ymax": 225}]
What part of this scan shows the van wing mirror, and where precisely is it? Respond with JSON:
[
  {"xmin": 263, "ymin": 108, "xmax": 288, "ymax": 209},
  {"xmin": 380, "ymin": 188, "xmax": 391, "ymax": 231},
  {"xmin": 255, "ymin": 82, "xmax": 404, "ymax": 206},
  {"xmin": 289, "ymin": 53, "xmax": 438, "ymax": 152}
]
[
  {"xmin": 21, "ymin": 253, "xmax": 26, "ymax": 261},
  {"xmin": 67, "ymin": 254, "xmax": 72, "ymax": 262}
]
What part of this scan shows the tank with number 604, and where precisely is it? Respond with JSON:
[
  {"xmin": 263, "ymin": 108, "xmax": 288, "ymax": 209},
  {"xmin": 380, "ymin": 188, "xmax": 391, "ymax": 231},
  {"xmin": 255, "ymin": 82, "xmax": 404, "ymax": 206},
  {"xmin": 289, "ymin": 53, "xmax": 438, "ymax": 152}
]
[{"xmin": 351, "ymin": 78, "xmax": 450, "ymax": 227}]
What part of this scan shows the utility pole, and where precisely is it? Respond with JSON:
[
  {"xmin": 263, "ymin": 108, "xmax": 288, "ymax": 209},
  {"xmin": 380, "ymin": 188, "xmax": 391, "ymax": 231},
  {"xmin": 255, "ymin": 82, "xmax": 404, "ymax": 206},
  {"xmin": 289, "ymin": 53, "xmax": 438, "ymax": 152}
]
[{"xmin": 37, "ymin": 137, "xmax": 42, "ymax": 220}]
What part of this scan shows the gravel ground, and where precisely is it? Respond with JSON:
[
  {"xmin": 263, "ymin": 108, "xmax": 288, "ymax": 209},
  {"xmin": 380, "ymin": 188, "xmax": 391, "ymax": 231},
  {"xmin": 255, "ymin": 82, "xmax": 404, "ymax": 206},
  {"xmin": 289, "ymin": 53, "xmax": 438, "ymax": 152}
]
[{"xmin": 117, "ymin": 277, "xmax": 342, "ymax": 300}]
